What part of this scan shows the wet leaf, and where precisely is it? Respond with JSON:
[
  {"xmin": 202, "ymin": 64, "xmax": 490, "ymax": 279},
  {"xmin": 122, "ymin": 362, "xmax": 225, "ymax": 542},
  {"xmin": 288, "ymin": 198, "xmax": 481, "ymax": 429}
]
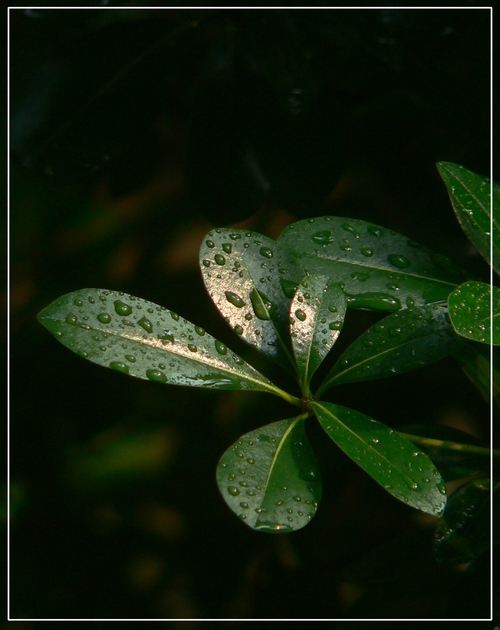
[
  {"xmin": 437, "ymin": 161, "xmax": 499, "ymax": 274},
  {"xmin": 289, "ymin": 275, "xmax": 346, "ymax": 389},
  {"xmin": 448, "ymin": 280, "xmax": 500, "ymax": 345},
  {"xmin": 319, "ymin": 303, "xmax": 462, "ymax": 392},
  {"xmin": 278, "ymin": 216, "xmax": 468, "ymax": 311},
  {"xmin": 434, "ymin": 477, "xmax": 493, "ymax": 565},
  {"xmin": 216, "ymin": 417, "xmax": 322, "ymax": 533},
  {"xmin": 397, "ymin": 424, "xmax": 489, "ymax": 481},
  {"xmin": 37, "ymin": 288, "xmax": 280, "ymax": 395},
  {"xmin": 312, "ymin": 401, "xmax": 447, "ymax": 515},
  {"xmin": 200, "ymin": 228, "xmax": 304, "ymax": 371}
]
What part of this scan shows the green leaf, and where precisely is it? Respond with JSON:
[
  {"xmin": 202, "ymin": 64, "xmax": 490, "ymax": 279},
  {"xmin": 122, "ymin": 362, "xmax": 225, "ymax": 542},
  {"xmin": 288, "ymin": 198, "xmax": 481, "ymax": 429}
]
[
  {"xmin": 397, "ymin": 424, "xmax": 490, "ymax": 481},
  {"xmin": 312, "ymin": 401, "xmax": 447, "ymax": 515},
  {"xmin": 319, "ymin": 303, "xmax": 462, "ymax": 393},
  {"xmin": 448, "ymin": 280, "xmax": 500, "ymax": 345},
  {"xmin": 200, "ymin": 228, "xmax": 304, "ymax": 371},
  {"xmin": 453, "ymin": 343, "xmax": 500, "ymax": 412},
  {"xmin": 289, "ymin": 275, "xmax": 346, "ymax": 389},
  {"xmin": 37, "ymin": 288, "xmax": 282, "ymax": 395},
  {"xmin": 279, "ymin": 216, "xmax": 468, "ymax": 311},
  {"xmin": 434, "ymin": 477, "xmax": 492, "ymax": 565},
  {"xmin": 437, "ymin": 161, "xmax": 499, "ymax": 274},
  {"xmin": 216, "ymin": 417, "xmax": 322, "ymax": 533}
]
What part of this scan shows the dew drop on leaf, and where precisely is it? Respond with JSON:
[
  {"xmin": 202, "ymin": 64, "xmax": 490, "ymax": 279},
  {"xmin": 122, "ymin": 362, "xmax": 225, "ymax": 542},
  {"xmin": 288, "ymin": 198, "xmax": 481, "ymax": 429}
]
[
  {"xmin": 65, "ymin": 313, "xmax": 77, "ymax": 325},
  {"xmin": 214, "ymin": 254, "xmax": 226, "ymax": 265},
  {"xmin": 225, "ymin": 291, "xmax": 246, "ymax": 308},
  {"xmin": 146, "ymin": 369, "xmax": 167, "ymax": 382},
  {"xmin": 227, "ymin": 486, "xmax": 240, "ymax": 496},
  {"xmin": 259, "ymin": 246, "xmax": 274, "ymax": 259},
  {"xmin": 312, "ymin": 230, "xmax": 333, "ymax": 245},
  {"xmin": 110, "ymin": 361, "xmax": 129, "ymax": 374},
  {"xmin": 295, "ymin": 309, "xmax": 307, "ymax": 322},
  {"xmin": 114, "ymin": 300, "xmax": 132, "ymax": 316},
  {"xmin": 97, "ymin": 313, "xmax": 111, "ymax": 324},
  {"xmin": 137, "ymin": 316, "xmax": 153, "ymax": 333},
  {"xmin": 215, "ymin": 340, "xmax": 227, "ymax": 355},
  {"xmin": 388, "ymin": 254, "xmax": 411, "ymax": 269},
  {"xmin": 222, "ymin": 243, "xmax": 232, "ymax": 254},
  {"xmin": 360, "ymin": 246, "xmax": 374, "ymax": 257}
]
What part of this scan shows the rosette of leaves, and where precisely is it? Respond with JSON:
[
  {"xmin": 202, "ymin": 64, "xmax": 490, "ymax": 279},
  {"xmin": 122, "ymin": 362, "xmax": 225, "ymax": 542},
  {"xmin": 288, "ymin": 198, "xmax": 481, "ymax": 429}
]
[{"xmin": 39, "ymin": 219, "xmax": 491, "ymax": 533}]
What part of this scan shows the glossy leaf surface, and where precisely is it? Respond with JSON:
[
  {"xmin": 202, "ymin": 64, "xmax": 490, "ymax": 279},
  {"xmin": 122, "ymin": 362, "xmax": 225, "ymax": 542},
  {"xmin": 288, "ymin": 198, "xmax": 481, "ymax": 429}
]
[
  {"xmin": 200, "ymin": 228, "xmax": 303, "ymax": 370},
  {"xmin": 397, "ymin": 425, "xmax": 489, "ymax": 481},
  {"xmin": 278, "ymin": 216, "xmax": 468, "ymax": 311},
  {"xmin": 38, "ymin": 289, "xmax": 280, "ymax": 394},
  {"xmin": 289, "ymin": 275, "xmax": 346, "ymax": 388},
  {"xmin": 320, "ymin": 303, "xmax": 461, "ymax": 392},
  {"xmin": 216, "ymin": 417, "xmax": 322, "ymax": 533},
  {"xmin": 448, "ymin": 281, "xmax": 500, "ymax": 345},
  {"xmin": 312, "ymin": 401, "xmax": 447, "ymax": 515},
  {"xmin": 434, "ymin": 477, "xmax": 492, "ymax": 565},
  {"xmin": 437, "ymin": 161, "xmax": 499, "ymax": 274}
]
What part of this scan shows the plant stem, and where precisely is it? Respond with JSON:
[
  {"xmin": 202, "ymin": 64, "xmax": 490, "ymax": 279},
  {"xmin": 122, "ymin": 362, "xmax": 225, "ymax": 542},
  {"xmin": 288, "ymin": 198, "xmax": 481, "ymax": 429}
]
[
  {"xmin": 397, "ymin": 431, "xmax": 500, "ymax": 457},
  {"xmin": 267, "ymin": 384, "xmax": 302, "ymax": 408}
]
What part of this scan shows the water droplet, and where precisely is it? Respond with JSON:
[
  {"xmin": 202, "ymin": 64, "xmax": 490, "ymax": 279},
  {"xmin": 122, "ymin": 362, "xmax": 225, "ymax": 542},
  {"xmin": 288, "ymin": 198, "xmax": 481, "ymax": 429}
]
[
  {"xmin": 206, "ymin": 240, "xmax": 215, "ymax": 248},
  {"xmin": 187, "ymin": 344, "xmax": 197, "ymax": 352},
  {"xmin": 137, "ymin": 316, "xmax": 153, "ymax": 333},
  {"xmin": 246, "ymin": 458, "xmax": 255, "ymax": 465},
  {"xmin": 295, "ymin": 309, "xmax": 307, "ymax": 322},
  {"xmin": 367, "ymin": 225, "xmax": 383, "ymax": 238},
  {"xmin": 388, "ymin": 254, "xmax": 411, "ymax": 269},
  {"xmin": 225, "ymin": 291, "xmax": 246, "ymax": 308},
  {"xmin": 65, "ymin": 313, "xmax": 78, "ymax": 325},
  {"xmin": 222, "ymin": 243, "xmax": 232, "ymax": 254},
  {"xmin": 114, "ymin": 300, "xmax": 132, "ymax": 316},
  {"xmin": 372, "ymin": 438, "xmax": 380, "ymax": 444},
  {"xmin": 259, "ymin": 246, "xmax": 273, "ymax": 259},
  {"xmin": 202, "ymin": 259, "xmax": 211, "ymax": 267},
  {"xmin": 250, "ymin": 288, "xmax": 273, "ymax": 320},
  {"xmin": 361, "ymin": 246, "xmax": 374, "ymax": 257},
  {"xmin": 239, "ymin": 502, "xmax": 249, "ymax": 509},
  {"xmin": 234, "ymin": 325, "xmax": 243, "ymax": 335},
  {"xmin": 215, "ymin": 340, "xmax": 227, "ymax": 355},
  {"xmin": 410, "ymin": 483, "xmax": 419, "ymax": 491},
  {"xmin": 293, "ymin": 496, "xmax": 302, "ymax": 502},
  {"xmin": 97, "ymin": 313, "xmax": 111, "ymax": 324},
  {"xmin": 312, "ymin": 230, "xmax": 333, "ymax": 245},
  {"xmin": 110, "ymin": 361, "xmax": 129, "ymax": 374},
  {"xmin": 73, "ymin": 299, "xmax": 83, "ymax": 307},
  {"xmin": 195, "ymin": 326, "xmax": 205, "ymax": 336},
  {"xmin": 88, "ymin": 296, "xmax": 95, "ymax": 304},
  {"xmin": 170, "ymin": 312, "xmax": 180, "ymax": 321},
  {"xmin": 227, "ymin": 486, "xmax": 240, "ymax": 496},
  {"xmin": 146, "ymin": 369, "xmax": 167, "ymax": 383},
  {"xmin": 125, "ymin": 354, "xmax": 136, "ymax": 363},
  {"xmin": 215, "ymin": 254, "xmax": 226, "ymax": 265}
]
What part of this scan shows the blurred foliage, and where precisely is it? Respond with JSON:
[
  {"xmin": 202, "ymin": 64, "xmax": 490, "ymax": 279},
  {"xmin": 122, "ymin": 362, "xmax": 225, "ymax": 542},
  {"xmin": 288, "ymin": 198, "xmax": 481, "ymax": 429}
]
[{"xmin": 9, "ymin": 6, "xmax": 493, "ymax": 621}]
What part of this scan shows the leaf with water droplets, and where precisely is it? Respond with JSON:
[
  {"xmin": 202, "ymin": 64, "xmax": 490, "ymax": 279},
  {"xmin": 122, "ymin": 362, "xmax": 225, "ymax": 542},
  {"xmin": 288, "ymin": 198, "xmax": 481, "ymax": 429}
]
[
  {"xmin": 319, "ymin": 303, "xmax": 463, "ymax": 393},
  {"xmin": 278, "ymin": 216, "xmax": 468, "ymax": 311},
  {"xmin": 289, "ymin": 275, "xmax": 346, "ymax": 388},
  {"xmin": 200, "ymin": 228, "xmax": 304, "ymax": 371},
  {"xmin": 312, "ymin": 401, "xmax": 447, "ymax": 516},
  {"xmin": 434, "ymin": 477, "xmax": 493, "ymax": 565},
  {"xmin": 437, "ymin": 162, "xmax": 499, "ymax": 275},
  {"xmin": 216, "ymin": 417, "xmax": 322, "ymax": 533},
  {"xmin": 448, "ymin": 280, "xmax": 500, "ymax": 345},
  {"xmin": 37, "ymin": 288, "xmax": 282, "ymax": 395}
]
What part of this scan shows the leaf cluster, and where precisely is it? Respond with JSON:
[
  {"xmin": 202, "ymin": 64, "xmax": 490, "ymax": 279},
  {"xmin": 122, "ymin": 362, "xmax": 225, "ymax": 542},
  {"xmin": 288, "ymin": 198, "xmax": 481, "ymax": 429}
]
[{"xmin": 38, "ymin": 163, "xmax": 494, "ymax": 563}]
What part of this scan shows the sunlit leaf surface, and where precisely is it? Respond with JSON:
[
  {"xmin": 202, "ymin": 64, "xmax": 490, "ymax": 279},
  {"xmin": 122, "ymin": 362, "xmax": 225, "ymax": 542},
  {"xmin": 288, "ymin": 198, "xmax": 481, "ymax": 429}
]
[
  {"xmin": 289, "ymin": 275, "xmax": 346, "ymax": 388},
  {"xmin": 200, "ymin": 228, "xmax": 304, "ymax": 371},
  {"xmin": 216, "ymin": 417, "xmax": 322, "ymax": 533},
  {"xmin": 312, "ymin": 401, "xmax": 447, "ymax": 516},
  {"xmin": 38, "ymin": 288, "xmax": 279, "ymax": 394},
  {"xmin": 279, "ymin": 216, "xmax": 468, "ymax": 311},
  {"xmin": 448, "ymin": 281, "xmax": 500, "ymax": 345}
]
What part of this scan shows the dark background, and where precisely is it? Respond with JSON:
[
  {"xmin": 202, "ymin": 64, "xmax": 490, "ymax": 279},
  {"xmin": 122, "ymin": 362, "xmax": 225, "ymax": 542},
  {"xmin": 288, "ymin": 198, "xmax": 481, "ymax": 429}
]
[{"xmin": 8, "ymin": 5, "xmax": 493, "ymax": 622}]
